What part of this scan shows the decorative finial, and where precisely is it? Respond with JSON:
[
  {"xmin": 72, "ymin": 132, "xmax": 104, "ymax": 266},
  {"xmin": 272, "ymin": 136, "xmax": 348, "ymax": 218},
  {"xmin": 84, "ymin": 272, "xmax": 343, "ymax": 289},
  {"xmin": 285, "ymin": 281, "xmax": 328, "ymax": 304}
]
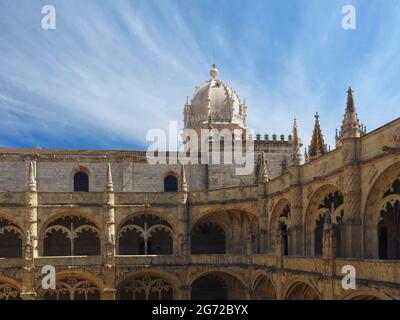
[
  {"xmin": 291, "ymin": 117, "xmax": 302, "ymax": 165},
  {"xmin": 106, "ymin": 163, "xmax": 114, "ymax": 192},
  {"xmin": 28, "ymin": 161, "xmax": 36, "ymax": 192},
  {"xmin": 210, "ymin": 64, "xmax": 219, "ymax": 79},
  {"xmin": 258, "ymin": 152, "xmax": 269, "ymax": 183}
]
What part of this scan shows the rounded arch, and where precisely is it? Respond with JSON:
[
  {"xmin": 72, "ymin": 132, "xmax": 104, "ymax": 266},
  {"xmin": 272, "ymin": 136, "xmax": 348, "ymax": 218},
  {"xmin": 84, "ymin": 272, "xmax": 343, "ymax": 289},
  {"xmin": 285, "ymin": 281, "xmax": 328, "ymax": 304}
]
[
  {"xmin": 252, "ymin": 273, "xmax": 276, "ymax": 300},
  {"xmin": 283, "ymin": 280, "xmax": 320, "ymax": 300},
  {"xmin": 71, "ymin": 165, "xmax": 92, "ymax": 192},
  {"xmin": 0, "ymin": 215, "xmax": 23, "ymax": 258},
  {"xmin": 116, "ymin": 271, "xmax": 178, "ymax": 300},
  {"xmin": 190, "ymin": 271, "xmax": 249, "ymax": 300},
  {"xmin": 364, "ymin": 162, "xmax": 400, "ymax": 259},
  {"xmin": 41, "ymin": 214, "xmax": 101, "ymax": 257},
  {"xmin": 341, "ymin": 290, "xmax": 390, "ymax": 300},
  {"xmin": 190, "ymin": 209, "xmax": 259, "ymax": 255},
  {"xmin": 117, "ymin": 209, "xmax": 175, "ymax": 233},
  {"xmin": 164, "ymin": 171, "xmax": 179, "ymax": 192},
  {"xmin": 0, "ymin": 275, "xmax": 23, "ymax": 292},
  {"xmin": 304, "ymin": 184, "xmax": 344, "ymax": 257},
  {"xmin": 117, "ymin": 213, "xmax": 174, "ymax": 255},
  {"xmin": 37, "ymin": 271, "xmax": 104, "ymax": 300}
]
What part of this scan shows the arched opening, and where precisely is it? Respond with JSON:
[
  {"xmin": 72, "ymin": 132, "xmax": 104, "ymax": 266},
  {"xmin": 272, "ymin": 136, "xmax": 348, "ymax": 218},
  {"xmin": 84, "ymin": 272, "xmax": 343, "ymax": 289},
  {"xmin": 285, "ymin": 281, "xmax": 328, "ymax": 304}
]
[
  {"xmin": 191, "ymin": 275, "xmax": 227, "ymax": 300},
  {"xmin": 0, "ymin": 283, "xmax": 20, "ymax": 300},
  {"xmin": 164, "ymin": 175, "xmax": 178, "ymax": 192},
  {"xmin": 191, "ymin": 222, "xmax": 226, "ymax": 254},
  {"xmin": 43, "ymin": 277, "xmax": 100, "ymax": 300},
  {"xmin": 307, "ymin": 189, "xmax": 343, "ymax": 257},
  {"xmin": 118, "ymin": 214, "xmax": 173, "ymax": 255},
  {"xmin": 378, "ymin": 176, "xmax": 400, "ymax": 260},
  {"xmin": 0, "ymin": 218, "xmax": 23, "ymax": 258},
  {"xmin": 191, "ymin": 272, "xmax": 247, "ymax": 300},
  {"xmin": 285, "ymin": 282, "xmax": 320, "ymax": 300},
  {"xmin": 74, "ymin": 171, "xmax": 89, "ymax": 192},
  {"xmin": 117, "ymin": 275, "xmax": 173, "ymax": 300},
  {"xmin": 253, "ymin": 275, "xmax": 276, "ymax": 300},
  {"xmin": 364, "ymin": 163, "xmax": 400, "ymax": 259},
  {"xmin": 269, "ymin": 200, "xmax": 291, "ymax": 255},
  {"xmin": 43, "ymin": 216, "xmax": 100, "ymax": 256}
]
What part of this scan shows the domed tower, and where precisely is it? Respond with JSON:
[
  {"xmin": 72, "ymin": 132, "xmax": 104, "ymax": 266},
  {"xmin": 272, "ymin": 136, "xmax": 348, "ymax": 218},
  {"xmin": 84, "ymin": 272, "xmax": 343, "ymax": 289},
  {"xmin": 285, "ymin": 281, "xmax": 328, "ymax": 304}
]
[{"xmin": 183, "ymin": 64, "xmax": 248, "ymax": 137}]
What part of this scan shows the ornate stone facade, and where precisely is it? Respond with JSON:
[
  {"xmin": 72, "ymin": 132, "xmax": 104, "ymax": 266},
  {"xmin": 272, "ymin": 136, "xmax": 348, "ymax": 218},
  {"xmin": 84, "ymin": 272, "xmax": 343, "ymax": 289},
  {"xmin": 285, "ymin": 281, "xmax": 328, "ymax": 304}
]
[{"xmin": 0, "ymin": 66, "xmax": 399, "ymax": 300}]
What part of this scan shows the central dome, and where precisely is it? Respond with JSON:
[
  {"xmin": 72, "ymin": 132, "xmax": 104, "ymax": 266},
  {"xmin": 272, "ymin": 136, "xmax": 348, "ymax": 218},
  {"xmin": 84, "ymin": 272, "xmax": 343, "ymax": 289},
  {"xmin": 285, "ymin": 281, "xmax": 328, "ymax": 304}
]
[{"xmin": 183, "ymin": 65, "xmax": 248, "ymax": 132}]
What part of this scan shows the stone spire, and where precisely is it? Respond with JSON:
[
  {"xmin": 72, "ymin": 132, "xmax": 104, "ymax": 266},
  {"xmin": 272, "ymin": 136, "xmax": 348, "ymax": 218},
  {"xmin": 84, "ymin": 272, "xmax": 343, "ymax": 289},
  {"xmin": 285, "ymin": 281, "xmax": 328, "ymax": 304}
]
[
  {"xmin": 258, "ymin": 152, "xmax": 269, "ymax": 183},
  {"xmin": 28, "ymin": 161, "xmax": 36, "ymax": 192},
  {"xmin": 308, "ymin": 112, "xmax": 327, "ymax": 161},
  {"xmin": 106, "ymin": 163, "xmax": 114, "ymax": 192},
  {"xmin": 180, "ymin": 164, "xmax": 188, "ymax": 192},
  {"xmin": 291, "ymin": 117, "xmax": 302, "ymax": 165},
  {"xmin": 337, "ymin": 87, "xmax": 363, "ymax": 143}
]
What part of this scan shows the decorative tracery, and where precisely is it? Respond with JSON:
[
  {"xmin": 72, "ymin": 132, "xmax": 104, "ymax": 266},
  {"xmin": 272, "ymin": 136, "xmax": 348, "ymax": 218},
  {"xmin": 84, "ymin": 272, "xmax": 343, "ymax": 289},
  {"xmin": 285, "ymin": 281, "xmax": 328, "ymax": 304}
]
[
  {"xmin": 278, "ymin": 204, "xmax": 290, "ymax": 256},
  {"xmin": 314, "ymin": 191, "xmax": 344, "ymax": 256},
  {"xmin": 43, "ymin": 216, "xmax": 100, "ymax": 256},
  {"xmin": 118, "ymin": 276, "xmax": 173, "ymax": 300},
  {"xmin": 44, "ymin": 277, "xmax": 100, "ymax": 300},
  {"xmin": 379, "ymin": 176, "xmax": 400, "ymax": 260},
  {"xmin": 118, "ymin": 214, "xmax": 173, "ymax": 255},
  {"xmin": 0, "ymin": 283, "xmax": 20, "ymax": 300},
  {"xmin": 0, "ymin": 218, "xmax": 23, "ymax": 258}
]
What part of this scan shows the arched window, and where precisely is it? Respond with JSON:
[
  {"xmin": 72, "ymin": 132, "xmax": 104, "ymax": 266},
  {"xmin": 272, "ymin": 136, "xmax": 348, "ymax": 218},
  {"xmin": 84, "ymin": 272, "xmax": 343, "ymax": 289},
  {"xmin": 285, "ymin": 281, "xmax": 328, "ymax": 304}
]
[
  {"xmin": 43, "ymin": 216, "xmax": 100, "ymax": 256},
  {"xmin": 118, "ymin": 276, "xmax": 173, "ymax": 300},
  {"xmin": 74, "ymin": 171, "xmax": 89, "ymax": 192},
  {"xmin": 0, "ymin": 218, "xmax": 23, "ymax": 258},
  {"xmin": 314, "ymin": 191, "xmax": 344, "ymax": 257},
  {"xmin": 164, "ymin": 175, "xmax": 178, "ymax": 192},
  {"xmin": 118, "ymin": 214, "xmax": 173, "ymax": 255},
  {"xmin": 44, "ymin": 277, "xmax": 100, "ymax": 300}
]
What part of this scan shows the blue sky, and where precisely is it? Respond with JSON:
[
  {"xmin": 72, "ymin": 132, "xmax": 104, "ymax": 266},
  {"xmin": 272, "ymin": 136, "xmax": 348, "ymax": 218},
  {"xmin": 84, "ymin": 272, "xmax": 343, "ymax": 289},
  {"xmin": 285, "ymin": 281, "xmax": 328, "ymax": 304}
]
[{"xmin": 0, "ymin": 0, "xmax": 399, "ymax": 151}]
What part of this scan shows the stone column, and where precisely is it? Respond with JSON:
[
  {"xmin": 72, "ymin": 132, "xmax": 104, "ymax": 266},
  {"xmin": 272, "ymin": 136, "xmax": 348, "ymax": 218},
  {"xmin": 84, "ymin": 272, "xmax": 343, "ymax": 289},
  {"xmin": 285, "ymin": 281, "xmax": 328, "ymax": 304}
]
[
  {"xmin": 342, "ymin": 138, "xmax": 362, "ymax": 258},
  {"xmin": 178, "ymin": 285, "xmax": 191, "ymax": 300},
  {"xmin": 274, "ymin": 227, "xmax": 284, "ymax": 269},
  {"xmin": 103, "ymin": 164, "xmax": 116, "ymax": 299},
  {"xmin": 287, "ymin": 165, "xmax": 303, "ymax": 256},
  {"xmin": 322, "ymin": 207, "xmax": 335, "ymax": 300},
  {"xmin": 177, "ymin": 203, "xmax": 189, "ymax": 255},
  {"xmin": 22, "ymin": 161, "xmax": 38, "ymax": 300}
]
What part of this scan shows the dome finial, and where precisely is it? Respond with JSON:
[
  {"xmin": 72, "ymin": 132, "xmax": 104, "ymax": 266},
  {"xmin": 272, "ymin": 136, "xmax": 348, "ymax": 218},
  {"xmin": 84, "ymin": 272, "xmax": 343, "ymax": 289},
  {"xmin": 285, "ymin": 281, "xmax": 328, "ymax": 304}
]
[{"xmin": 210, "ymin": 64, "xmax": 219, "ymax": 79}]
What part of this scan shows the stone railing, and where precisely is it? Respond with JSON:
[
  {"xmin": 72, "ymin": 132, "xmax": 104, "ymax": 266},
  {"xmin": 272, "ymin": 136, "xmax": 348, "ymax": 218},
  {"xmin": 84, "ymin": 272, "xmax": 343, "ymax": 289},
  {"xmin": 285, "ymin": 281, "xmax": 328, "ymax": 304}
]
[
  {"xmin": 283, "ymin": 256, "xmax": 324, "ymax": 274},
  {"xmin": 115, "ymin": 192, "xmax": 180, "ymax": 205},
  {"xmin": 38, "ymin": 192, "xmax": 104, "ymax": 205},
  {"xmin": 35, "ymin": 256, "xmax": 103, "ymax": 267},
  {"xmin": 189, "ymin": 185, "xmax": 258, "ymax": 204},
  {"xmin": 0, "ymin": 192, "xmax": 26, "ymax": 206},
  {"xmin": 0, "ymin": 258, "xmax": 24, "ymax": 268},
  {"xmin": 335, "ymin": 258, "xmax": 400, "ymax": 284}
]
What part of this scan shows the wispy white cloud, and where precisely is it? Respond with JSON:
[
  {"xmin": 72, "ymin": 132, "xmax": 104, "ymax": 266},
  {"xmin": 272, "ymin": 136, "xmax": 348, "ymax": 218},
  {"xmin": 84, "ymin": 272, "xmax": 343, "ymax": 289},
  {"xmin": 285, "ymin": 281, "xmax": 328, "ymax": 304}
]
[{"xmin": 0, "ymin": 0, "xmax": 398, "ymax": 151}]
